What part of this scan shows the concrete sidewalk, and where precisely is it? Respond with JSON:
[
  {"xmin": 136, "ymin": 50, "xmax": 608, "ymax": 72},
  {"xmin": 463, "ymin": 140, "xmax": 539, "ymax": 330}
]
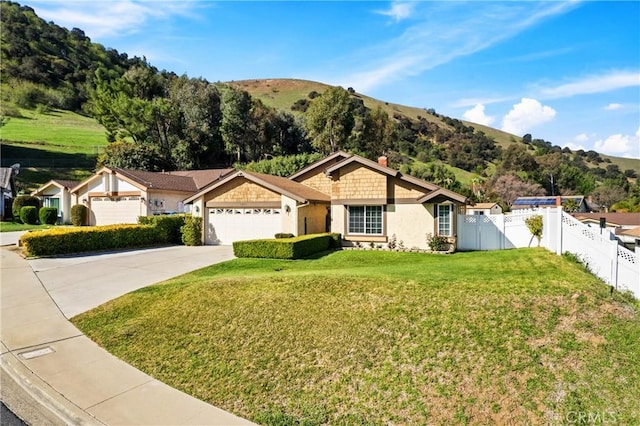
[{"xmin": 1, "ymin": 245, "xmax": 254, "ymax": 425}]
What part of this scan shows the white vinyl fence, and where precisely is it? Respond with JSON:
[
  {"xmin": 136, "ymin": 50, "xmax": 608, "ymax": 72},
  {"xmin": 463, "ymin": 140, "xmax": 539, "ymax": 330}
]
[{"xmin": 458, "ymin": 208, "xmax": 640, "ymax": 298}]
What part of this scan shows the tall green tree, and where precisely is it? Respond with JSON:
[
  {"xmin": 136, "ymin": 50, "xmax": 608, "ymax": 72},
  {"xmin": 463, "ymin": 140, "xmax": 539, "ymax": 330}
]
[
  {"xmin": 220, "ymin": 86, "xmax": 253, "ymax": 163},
  {"xmin": 304, "ymin": 86, "xmax": 355, "ymax": 154},
  {"xmin": 169, "ymin": 76, "xmax": 223, "ymax": 168}
]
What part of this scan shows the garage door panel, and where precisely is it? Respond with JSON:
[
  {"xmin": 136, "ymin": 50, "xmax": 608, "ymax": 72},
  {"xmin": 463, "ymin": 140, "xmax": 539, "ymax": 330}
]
[
  {"xmin": 91, "ymin": 197, "xmax": 142, "ymax": 226},
  {"xmin": 206, "ymin": 208, "xmax": 281, "ymax": 245}
]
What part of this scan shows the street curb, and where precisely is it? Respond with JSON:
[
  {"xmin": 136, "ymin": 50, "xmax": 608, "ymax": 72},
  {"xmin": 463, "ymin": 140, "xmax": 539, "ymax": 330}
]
[{"xmin": 1, "ymin": 349, "xmax": 103, "ymax": 426}]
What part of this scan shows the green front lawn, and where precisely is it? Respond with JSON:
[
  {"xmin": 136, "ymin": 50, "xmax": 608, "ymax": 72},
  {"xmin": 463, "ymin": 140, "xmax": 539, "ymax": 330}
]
[
  {"xmin": 73, "ymin": 249, "xmax": 640, "ymax": 425},
  {"xmin": 0, "ymin": 222, "xmax": 57, "ymax": 232}
]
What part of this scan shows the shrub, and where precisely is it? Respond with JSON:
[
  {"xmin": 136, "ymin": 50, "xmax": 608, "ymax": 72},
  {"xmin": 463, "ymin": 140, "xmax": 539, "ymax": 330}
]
[
  {"xmin": 70, "ymin": 204, "xmax": 88, "ymax": 226},
  {"xmin": 139, "ymin": 215, "xmax": 186, "ymax": 244},
  {"xmin": 39, "ymin": 207, "xmax": 58, "ymax": 225},
  {"xmin": 233, "ymin": 234, "xmax": 332, "ymax": 259},
  {"xmin": 181, "ymin": 216, "xmax": 202, "ymax": 246},
  {"xmin": 20, "ymin": 224, "xmax": 165, "ymax": 257},
  {"xmin": 426, "ymin": 233, "xmax": 450, "ymax": 251},
  {"xmin": 20, "ymin": 206, "xmax": 39, "ymax": 225},
  {"xmin": 12, "ymin": 195, "xmax": 40, "ymax": 222},
  {"xmin": 327, "ymin": 233, "xmax": 342, "ymax": 248}
]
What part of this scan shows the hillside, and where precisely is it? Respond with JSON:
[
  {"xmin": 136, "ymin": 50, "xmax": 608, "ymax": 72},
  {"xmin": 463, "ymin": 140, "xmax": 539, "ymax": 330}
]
[
  {"xmin": 0, "ymin": 1, "xmax": 637, "ymax": 209},
  {"xmin": 232, "ymin": 78, "xmax": 638, "ymax": 166}
]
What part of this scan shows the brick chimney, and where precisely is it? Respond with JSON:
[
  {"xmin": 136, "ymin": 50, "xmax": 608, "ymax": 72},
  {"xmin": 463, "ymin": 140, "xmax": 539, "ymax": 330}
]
[
  {"xmin": 556, "ymin": 196, "xmax": 562, "ymax": 206},
  {"xmin": 378, "ymin": 155, "xmax": 388, "ymax": 167}
]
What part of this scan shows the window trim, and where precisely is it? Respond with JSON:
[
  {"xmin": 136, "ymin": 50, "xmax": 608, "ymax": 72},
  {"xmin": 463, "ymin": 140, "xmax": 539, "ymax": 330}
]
[
  {"xmin": 436, "ymin": 203, "xmax": 453, "ymax": 237},
  {"xmin": 347, "ymin": 205, "xmax": 384, "ymax": 236}
]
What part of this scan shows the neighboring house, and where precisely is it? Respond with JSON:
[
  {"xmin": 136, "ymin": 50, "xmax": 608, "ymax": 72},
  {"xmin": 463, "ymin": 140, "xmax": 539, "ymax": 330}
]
[
  {"xmin": 32, "ymin": 179, "xmax": 80, "ymax": 224},
  {"xmin": 511, "ymin": 196, "xmax": 589, "ymax": 212},
  {"xmin": 71, "ymin": 167, "xmax": 231, "ymax": 226},
  {"xmin": 618, "ymin": 227, "xmax": 640, "ymax": 251},
  {"xmin": 466, "ymin": 202, "xmax": 502, "ymax": 216},
  {"xmin": 0, "ymin": 166, "xmax": 18, "ymax": 220},
  {"xmin": 572, "ymin": 212, "xmax": 640, "ymax": 249},
  {"xmin": 186, "ymin": 152, "xmax": 468, "ymax": 249}
]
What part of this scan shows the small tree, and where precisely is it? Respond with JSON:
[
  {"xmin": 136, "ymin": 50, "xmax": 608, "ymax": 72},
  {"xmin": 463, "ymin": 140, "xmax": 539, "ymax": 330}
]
[{"xmin": 525, "ymin": 215, "xmax": 543, "ymax": 247}]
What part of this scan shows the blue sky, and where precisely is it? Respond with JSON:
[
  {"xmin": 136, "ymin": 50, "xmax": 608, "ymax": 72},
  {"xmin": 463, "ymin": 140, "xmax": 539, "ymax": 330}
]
[{"xmin": 28, "ymin": 1, "xmax": 640, "ymax": 159}]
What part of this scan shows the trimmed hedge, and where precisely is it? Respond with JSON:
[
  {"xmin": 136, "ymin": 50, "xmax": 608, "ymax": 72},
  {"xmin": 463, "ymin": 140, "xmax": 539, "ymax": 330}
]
[
  {"xmin": 12, "ymin": 195, "xmax": 40, "ymax": 222},
  {"xmin": 233, "ymin": 233, "xmax": 339, "ymax": 259},
  {"xmin": 39, "ymin": 207, "xmax": 59, "ymax": 225},
  {"xmin": 20, "ymin": 224, "xmax": 166, "ymax": 257},
  {"xmin": 139, "ymin": 215, "xmax": 187, "ymax": 244},
  {"xmin": 20, "ymin": 206, "xmax": 39, "ymax": 225},
  {"xmin": 71, "ymin": 204, "xmax": 88, "ymax": 226},
  {"xmin": 181, "ymin": 216, "xmax": 202, "ymax": 246}
]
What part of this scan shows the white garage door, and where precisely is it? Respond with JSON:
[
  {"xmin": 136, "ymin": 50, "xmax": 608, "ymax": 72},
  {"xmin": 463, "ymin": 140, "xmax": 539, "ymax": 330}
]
[
  {"xmin": 206, "ymin": 207, "xmax": 282, "ymax": 245},
  {"xmin": 90, "ymin": 196, "xmax": 142, "ymax": 226}
]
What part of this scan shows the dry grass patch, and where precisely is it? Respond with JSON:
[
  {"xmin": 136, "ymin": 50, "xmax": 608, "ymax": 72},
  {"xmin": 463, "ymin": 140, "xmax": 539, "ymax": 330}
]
[{"xmin": 73, "ymin": 249, "xmax": 639, "ymax": 425}]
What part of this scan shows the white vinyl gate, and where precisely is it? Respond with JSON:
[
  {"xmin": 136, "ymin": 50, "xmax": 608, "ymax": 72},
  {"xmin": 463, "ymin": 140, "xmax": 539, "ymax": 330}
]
[{"xmin": 206, "ymin": 207, "xmax": 282, "ymax": 245}]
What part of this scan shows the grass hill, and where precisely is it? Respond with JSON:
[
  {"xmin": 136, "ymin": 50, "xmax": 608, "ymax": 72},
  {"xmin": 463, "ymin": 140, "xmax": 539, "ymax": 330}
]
[
  {"xmin": 231, "ymin": 78, "xmax": 639, "ymax": 174},
  {"xmin": 0, "ymin": 107, "xmax": 107, "ymax": 192}
]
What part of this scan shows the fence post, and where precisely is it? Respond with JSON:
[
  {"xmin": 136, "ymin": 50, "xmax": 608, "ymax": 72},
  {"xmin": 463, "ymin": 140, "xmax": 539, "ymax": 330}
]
[
  {"xmin": 611, "ymin": 240, "xmax": 619, "ymax": 290},
  {"xmin": 556, "ymin": 207, "xmax": 563, "ymax": 255}
]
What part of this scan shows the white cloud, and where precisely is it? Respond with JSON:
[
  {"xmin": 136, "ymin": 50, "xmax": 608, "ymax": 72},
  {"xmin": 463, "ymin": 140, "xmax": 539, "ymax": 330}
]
[
  {"xmin": 463, "ymin": 104, "xmax": 495, "ymax": 126},
  {"xmin": 375, "ymin": 2, "xmax": 415, "ymax": 22},
  {"xmin": 501, "ymin": 98, "xmax": 556, "ymax": 135},
  {"xmin": 30, "ymin": 1, "xmax": 202, "ymax": 39},
  {"xmin": 539, "ymin": 70, "xmax": 640, "ymax": 99},
  {"xmin": 451, "ymin": 95, "xmax": 514, "ymax": 108},
  {"xmin": 339, "ymin": 2, "xmax": 578, "ymax": 92},
  {"xmin": 574, "ymin": 133, "xmax": 589, "ymax": 143},
  {"xmin": 563, "ymin": 142, "xmax": 587, "ymax": 152},
  {"xmin": 594, "ymin": 130, "xmax": 640, "ymax": 159},
  {"xmin": 604, "ymin": 103, "xmax": 623, "ymax": 111}
]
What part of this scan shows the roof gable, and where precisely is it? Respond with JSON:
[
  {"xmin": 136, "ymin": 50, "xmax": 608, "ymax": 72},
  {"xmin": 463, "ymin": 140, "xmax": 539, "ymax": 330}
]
[
  {"xmin": 72, "ymin": 167, "xmax": 230, "ymax": 194},
  {"xmin": 32, "ymin": 179, "xmax": 81, "ymax": 196},
  {"xmin": 289, "ymin": 151, "xmax": 351, "ymax": 181},
  {"xmin": 185, "ymin": 170, "xmax": 330, "ymax": 204}
]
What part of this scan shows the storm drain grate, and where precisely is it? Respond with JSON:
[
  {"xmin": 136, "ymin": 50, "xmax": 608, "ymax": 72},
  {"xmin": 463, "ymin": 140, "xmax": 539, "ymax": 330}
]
[{"xmin": 19, "ymin": 346, "xmax": 55, "ymax": 360}]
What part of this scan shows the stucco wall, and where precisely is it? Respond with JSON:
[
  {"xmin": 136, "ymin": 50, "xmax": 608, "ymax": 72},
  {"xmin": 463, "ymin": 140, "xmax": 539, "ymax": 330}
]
[
  {"xmin": 331, "ymin": 163, "xmax": 387, "ymax": 201},
  {"xmin": 281, "ymin": 196, "xmax": 298, "ymax": 235},
  {"xmin": 147, "ymin": 191, "xmax": 189, "ymax": 214},
  {"xmin": 330, "ymin": 204, "xmax": 346, "ymax": 237},
  {"xmin": 386, "ymin": 204, "xmax": 435, "ymax": 249}
]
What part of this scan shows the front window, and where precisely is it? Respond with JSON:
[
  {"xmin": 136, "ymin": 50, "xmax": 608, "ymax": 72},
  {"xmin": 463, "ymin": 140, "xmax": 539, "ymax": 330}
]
[
  {"xmin": 44, "ymin": 197, "xmax": 60, "ymax": 213},
  {"xmin": 348, "ymin": 205, "xmax": 383, "ymax": 235},
  {"xmin": 437, "ymin": 204, "xmax": 453, "ymax": 236}
]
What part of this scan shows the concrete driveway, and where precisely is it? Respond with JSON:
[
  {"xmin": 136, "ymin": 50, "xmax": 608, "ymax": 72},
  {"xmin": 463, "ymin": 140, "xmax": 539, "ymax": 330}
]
[{"xmin": 28, "ymin": 245, "xmax": 235, "ymax": 318}]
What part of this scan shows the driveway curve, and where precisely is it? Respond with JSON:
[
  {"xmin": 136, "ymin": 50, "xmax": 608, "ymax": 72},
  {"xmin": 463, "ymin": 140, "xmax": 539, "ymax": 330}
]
[
  {"xmin": 1, "ymin": 245, "xmax": 254, "ymax": 425},
  {"xmin": 29, "ymin": 245, "xmax": 235, "ymax": 318}
]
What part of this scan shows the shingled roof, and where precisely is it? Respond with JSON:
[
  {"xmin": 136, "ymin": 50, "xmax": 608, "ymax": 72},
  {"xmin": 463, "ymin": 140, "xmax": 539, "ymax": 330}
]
[
  {"xmin": 169, "ymin": 169, "xmax": 233, "ymax": 190},
  {"xmin": 113, "ymin": 168, "xmax": 200, "ymax": 192}
]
